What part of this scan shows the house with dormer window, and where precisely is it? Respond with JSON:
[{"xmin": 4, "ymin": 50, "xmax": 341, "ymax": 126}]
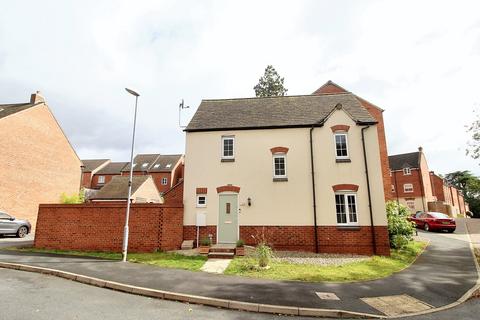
[{"xmin": 183, "ymin": 81, "xmax": 392, "ymax": 255}]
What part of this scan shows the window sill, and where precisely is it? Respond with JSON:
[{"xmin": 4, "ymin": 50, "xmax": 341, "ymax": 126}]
[
  {"xmin": 221, "ymin": 158, "xmax": 235, "ymax": 162},
  {"xmin": 336, "ymin": 225, "xmax": 360, "ymax": 231},
  {"xmin": 196, "ymin": 206, "xmax": 207, "ymax": 208},
  {"xmin": 336, "ymin": 158, "xmax": 351, "ymax": 163},
  {"xmin": 273, "ymin": 177, "xmax": 288, "ymax": 182}
]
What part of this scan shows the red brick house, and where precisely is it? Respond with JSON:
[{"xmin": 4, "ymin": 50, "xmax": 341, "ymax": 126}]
[
  {"xmin": 121, "ymin": 154, "xmax": 184, "ymax": 193},
  {"xmin": 81, "ymin": 159, "xmax": 110, "ymax": 189},
  {"xmin": 0, "ymin": 92, "xmax": 82, "ymax": 229},
  {"xmin": 91, "ymin": 161, "xmax": 129, "ymax": 189}
]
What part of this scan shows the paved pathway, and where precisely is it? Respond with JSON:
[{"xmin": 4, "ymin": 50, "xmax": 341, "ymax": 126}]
[
  {"xmin": 0, "ymin": 220, "xmax": 477, "ymax": 316},
  {"xmin": 200, "ymin": 258, "xmax": 232, "ymax": 273}
]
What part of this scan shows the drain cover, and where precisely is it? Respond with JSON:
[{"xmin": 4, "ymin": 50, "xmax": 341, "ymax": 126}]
[
  {"xmin": 361, "ymin": 294, "xmax": 432, "ymax": 316},
  {"xmin": 315, "ymin": 292, "xmax": 340, "ymax": 300}
]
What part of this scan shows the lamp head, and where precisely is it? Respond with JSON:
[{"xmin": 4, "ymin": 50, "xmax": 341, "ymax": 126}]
[{"xmin": 125, "ymin": 88, "xmax": 140, "ymax": 97}]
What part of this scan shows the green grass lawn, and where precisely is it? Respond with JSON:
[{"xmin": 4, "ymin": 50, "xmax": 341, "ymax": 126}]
[
  {"xmin": 224, "ymin": 241, "xmax": 427, "ymax": 282},
  {"xmin": 8, "ymin": 248, "xmax": 207, "ymax": 271}
]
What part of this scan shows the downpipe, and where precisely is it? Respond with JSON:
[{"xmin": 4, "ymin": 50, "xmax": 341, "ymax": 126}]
[{"xmin": 361, "ymin": 126, "xmax": 377, "ymax": 255}]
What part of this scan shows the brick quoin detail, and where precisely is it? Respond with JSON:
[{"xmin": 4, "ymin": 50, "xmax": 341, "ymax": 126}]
[
  {"xmin": 196, "ymin": 187, "xmax": 207, "ymax": 194},
  {"xmin": 332, "ymin": 184, "xmax": 359, "ymax": 192},
  {"xmin": 216, "ymin": 185, "xmax": 240, "ymax": 193},
  {"xmin": 330, "ymin": 125, "xmax": 350, "ymax": 132},
  {"xmin": 270, "ymin": 147, "xmax": 289, "ymax": 154},
  {"xmin": 34, "ymin": 203, "xmax": 184, "ymax": 252}
]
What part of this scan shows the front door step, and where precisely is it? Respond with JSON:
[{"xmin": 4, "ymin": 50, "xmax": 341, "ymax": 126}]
[
  {"xmin": 208, "ymin": 251, "xmax": 234, "ymax": 259},
  {"xmin": 208, "ymin": 244, "xmax": 236, "ymax": 258}
]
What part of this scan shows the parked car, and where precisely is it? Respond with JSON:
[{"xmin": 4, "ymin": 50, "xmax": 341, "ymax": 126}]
[
  {"xmin": 409, "ymin": 211, "xmax": 456, "ymax": 233},
  {"xmin": 0, "ymin": 211, "xmax": 31, "ymax": 238}
]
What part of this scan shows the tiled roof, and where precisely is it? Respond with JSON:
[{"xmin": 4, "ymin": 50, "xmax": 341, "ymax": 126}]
[
  {"xmin": 96, "ymin": 162, "xmax": 129, "ymax": 175},
  {"xmin": 389, "ymin": 152, "xmax": 420, "ymax": 170},
  {"xmin": 149, "ymin": 154, "xmax": 183, "ymax": 172},
  {"xmin": 81, "ymin": 159, "xmax": 110, "ymax": 173},
  {"xmin": 0, "ymin": 103, "xmax": 38, "ymax": 120},
  {"xmin": 122, "ymin": 154, "xmax": 160, "ymax": 172},
  {"xmin": 91, "ymin": 175, "xmax": 150, "ymax": 200},
  {"xmin": 185, "ymin": 93, "xmax": 376, "ymax": 132}
]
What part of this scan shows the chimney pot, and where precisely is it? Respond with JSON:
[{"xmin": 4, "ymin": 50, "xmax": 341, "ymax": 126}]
[
  {"xmin": 418, "ymin": 146, "xmax": 423, "ymax": 152},
  {"xmin": 30, "ymin": 91, "xmax": 45, "ymax": 104}
]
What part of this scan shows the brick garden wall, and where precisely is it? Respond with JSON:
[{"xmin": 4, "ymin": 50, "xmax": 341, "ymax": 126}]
[
  {"xmin": 184, "ymin": 225, "xmax": 390, "ymax": 256},
  {"xmin": 34, "ymin": 203, "xmax": 183, "ymax": 252}
]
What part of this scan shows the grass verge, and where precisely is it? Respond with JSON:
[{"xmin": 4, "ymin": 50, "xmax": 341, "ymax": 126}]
[
  {"xmin": 7, "ymin": 248, "xmax": 207, "ymax": 271},
  {"xmin": 224, "ymin": 241, "xmax": 427, "ymax": 282}
]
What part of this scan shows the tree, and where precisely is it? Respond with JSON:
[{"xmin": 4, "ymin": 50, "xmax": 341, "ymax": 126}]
[
  {"xmin": 444, "ymin": 171, "xmax": 480, "ymax": 215},
  {"xmin": 466, "ymin": 109, "xmax": 480, "ymax": 161},
  {"xmin": 253, "ymin": 65, "xmax": 288, "ymax": 97}
]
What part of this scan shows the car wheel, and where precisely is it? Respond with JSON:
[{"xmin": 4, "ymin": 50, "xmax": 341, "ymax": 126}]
[
  {"xmin": 16, "ymin": 226, "xmax": 28, "ymax": 238},
  {"xmin": 424, "ymin": 223, "xmax": 430, "ymax": 232}
]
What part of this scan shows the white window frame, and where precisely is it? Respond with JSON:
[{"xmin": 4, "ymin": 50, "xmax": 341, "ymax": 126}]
[
  {"xmin": 404, "ymin": 183, "xmax": 414, "ymax": 193},
  {"xmin": 403, "ymin": 167, "xmax": 411, "ymax": 175},
  {"xmin": 161, "ymin": 177, "xmax": 168, "ymax": 185},
  {"xmin": 335, "ymin": 193, "xmax": 359, "ymax": 226},
  {"xmin": 334, "ymin": 133, "xmax": 349, "ymax": 160},
  {"xmin": 272, "ymin": 153, "xmax": 287, "ymax": 179},
  {"xmin": 221, "ymin": 136, "xmax": 235, "ymax": 159},
  {"xmin": 97, "ymin": 176, "xmax": 105, "ymax": 184},
  {"xmin": 196, "ymin": 195, "xmax": 207, "ymax": 208}
]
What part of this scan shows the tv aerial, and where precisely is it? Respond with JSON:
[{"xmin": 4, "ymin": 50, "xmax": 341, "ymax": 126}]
[{"xmin": 179, "ymin": 99, "xmax": 190, "ymax": 128}]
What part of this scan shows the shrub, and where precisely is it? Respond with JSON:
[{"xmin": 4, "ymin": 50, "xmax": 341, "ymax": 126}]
[
  {"xmin": 60, "ymin": 189, "xmax": 85, "ymax": 204},
  {"xmin": 236, "ymin": 239, "xmax": 245, "ymax": 247},
  {"xmin": 255, "ymin": 242, "xmax": 273, "ymax": 268},
  {"xmin": 386, "ymin": 201, "xmax": 416, "ymax": 249},
  {"xmin": 199, "ymin": 237, "xmax": 211, "ymax": 246}
]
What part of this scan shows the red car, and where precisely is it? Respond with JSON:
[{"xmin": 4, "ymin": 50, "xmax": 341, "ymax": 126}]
[{"xmin": 409, "ymin": 211, "xmax": 456, "ymax": 233}]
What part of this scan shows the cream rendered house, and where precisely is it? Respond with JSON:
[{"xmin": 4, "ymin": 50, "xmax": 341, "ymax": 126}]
[{"xmin": 184, "ymin": 85, "xmax": 391, "ymax": 255}]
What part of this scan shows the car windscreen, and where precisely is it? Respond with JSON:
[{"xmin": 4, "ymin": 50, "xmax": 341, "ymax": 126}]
[
  {"xmin": 429, "ymin": 212, "xmax": 449, "ymax": 219},
  {"xmin": 0, "ymin": 212, "xmax": 11, "ymax": 219}
]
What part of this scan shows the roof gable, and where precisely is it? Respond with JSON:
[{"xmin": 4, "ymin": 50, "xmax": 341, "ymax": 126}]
[
  {"xmin": 81, "ymin": 159, "xmax": 110, "ymax": 172},
  {"xmin": 0, "ymin": 102, "xmax": 40, "ymax": 120},
  {"xmin": 91, "ymin": 175, "xmax": 150, "ymax": 200}
]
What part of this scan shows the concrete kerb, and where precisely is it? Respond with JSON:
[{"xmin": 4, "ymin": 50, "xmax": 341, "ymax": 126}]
[{"xmin": 0, "ymin": 261, "xmax": 381, "ymax": 319}]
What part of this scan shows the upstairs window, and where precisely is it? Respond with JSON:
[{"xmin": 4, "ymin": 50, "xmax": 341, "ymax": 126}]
[
  {"xmin": 273, "ymin": 154, "xmax": 287, "ymax": 179},
  {"xmin": 335, "ymin": 193, "xmax": 358, "ymax": 225},
  {"xmin": 403, "ymin": 167, "xmax": 411, "ymax": 175},
  {"xmin": 221, "ymin": 136, "xmax": 235, "ymax": 160},
  {"xmin": 334, "ymin": 133, "xmax": 349, "ymax": 159},
  {"xmin": 404, "ymin": 183, "xmax": 414, "ymax": 193},
  {"xmin": 98, "ymin": 176, "xmax": 105, "ymax": 184},
  {"xmin": 161, "ymin": 177, "xmax": 168, "ymax": 185}
]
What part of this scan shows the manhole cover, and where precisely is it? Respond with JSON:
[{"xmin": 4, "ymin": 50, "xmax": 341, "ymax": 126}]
[
  {"xmin": 361, "ymin": 294, "xmax": 432, "ymax": 316},
  {"xmin": 315, "ymin": 292, "xmax": 340, "ymax": 300}
]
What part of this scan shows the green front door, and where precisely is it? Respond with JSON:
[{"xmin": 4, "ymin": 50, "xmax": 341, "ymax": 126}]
[{"xmin": 218, "ymin": 194, "xmax": 238, "ymax": 243}]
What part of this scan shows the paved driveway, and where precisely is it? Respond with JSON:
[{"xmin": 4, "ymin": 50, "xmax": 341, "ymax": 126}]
[
  {"xmin": 0, "ymin": 233, "xmax": 34, "ymax": 249},
  {"xmin": 1, "ymin": 219, "xmax": 478, "ymax": 316}
]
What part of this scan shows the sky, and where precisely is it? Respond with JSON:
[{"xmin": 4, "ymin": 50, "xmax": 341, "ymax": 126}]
[{"xmin": 1, "ymin": 0, "xmax": 479, "ymax": 175}]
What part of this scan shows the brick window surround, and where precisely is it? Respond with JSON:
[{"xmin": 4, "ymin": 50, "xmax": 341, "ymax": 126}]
[
  {"xmin": 330, "ymin": 125, "xmax": 350, "ymax": 132},
  {"xmin": 196, "ymin": 187, "xmax": 207, "ymax": 194},
  {"xmin": 270, "ymin": 146, "xmax": 289, "ymax": 154},
  {"xmin": 332, "ymin": 184, "xmax": 359, "ymax": 192},
  {"xmin": 216, "ymin": 185, "xmax": 240, "ymax": 193}
]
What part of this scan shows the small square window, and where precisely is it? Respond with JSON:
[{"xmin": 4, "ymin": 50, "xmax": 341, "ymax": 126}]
[
  {"xmin": 403, "ymin": 168, "xmax": 411, "ymax": 175},
  {"xmin": 196, "ymin": 195, "xmax": 207, "ymax": 207},
  {"xmin": 98, "ymin": 176, "xmax": 105, "ymax": 184},
  {"xmin": 161, "ymin": 178, "xmax": 168, "ymax": 185},
  {"xmin": 404, "ymin": 183, "xmax": 414, "ymax": 193},
  {"xmin": 222, "ymin": 136, "xmax": 235, "ymax": 159},
  {"xmin": 334, "ymin": 133, "xmax": 349, "ymax": 159}
]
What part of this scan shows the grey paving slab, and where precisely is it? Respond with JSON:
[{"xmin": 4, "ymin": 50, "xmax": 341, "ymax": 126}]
[{"xmin": 0, "ymin": 219, "xmax": 477, "ymax": 316}]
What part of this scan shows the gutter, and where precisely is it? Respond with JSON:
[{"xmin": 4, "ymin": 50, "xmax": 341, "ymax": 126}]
[{"xmin": 361, "ymin": 126, "xmax": 377, "ymax": 255}]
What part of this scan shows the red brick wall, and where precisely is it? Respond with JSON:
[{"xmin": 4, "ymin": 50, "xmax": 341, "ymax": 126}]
[
  {"xmin": 391, "ymin": 169, "xmax": 423, "ymax": 198},
  {"xmin": 81, "ymin": 172, "xmax": 92, "ymax": 188},
  {"xmin": 163, "ymin": 180, "xmax": 183, "ymax": 205},
  {"xmin": 430, "ymin": 173, "xmax": 445, "ymax": 202},
  {"xmin": 34, "ymin": 203, "xmax": 183, "ymax": 252},
  {"xmin": 149, "ymin": 172, "xmax": 172, "ymax": 193},
  {"xmin": 172, "ymin": 163, "xmax": 184, "ymax": 186},
  {"xmin": 183, "ymin": 225, "xmax": 390, "ymax": 256}
]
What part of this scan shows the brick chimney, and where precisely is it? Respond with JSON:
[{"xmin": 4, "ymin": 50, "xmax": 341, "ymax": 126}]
[{"xmin": 30, "ymin": 91, "xmax": 45, "ymax": 104}]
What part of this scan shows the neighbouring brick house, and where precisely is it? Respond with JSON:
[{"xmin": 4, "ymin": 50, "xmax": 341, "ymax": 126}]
[
  {"xmin": 389, "ymin": 147, "xmax": 435, "ymax": 213},
  {"xmin": 121, "ymin": 154, "xmax": 184, "ymax": 193},
  {"xmin": 91, "ymin": 161, "xmax": 129, "ymax": 189},
  {"xmin": 89, "ymin": 175, "xmax": 161, "ymax": 203},
  {"xmin": 81, "ymin": 159, "xmax": 110, "ymax": 189},
  {"xmin": 430, "ymin": 171, "xmax": 468, "ymax": 216},
  {"xmin": 183, "ymin": 81, "xmax": 391, "ymax": 255},
  {"xmin": 0, "ymin": 92, "xmax": 82, "ymax": 229}
]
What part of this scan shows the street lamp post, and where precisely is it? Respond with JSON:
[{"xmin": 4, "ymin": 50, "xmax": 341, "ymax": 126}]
[{"xmin": 122, "ymin": 87, "xmax": 140, "ymax": 262}]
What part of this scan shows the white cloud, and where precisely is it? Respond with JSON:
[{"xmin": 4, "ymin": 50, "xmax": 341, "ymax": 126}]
[{"xmin": 1, "ymin": 0, "xmax": 479, "ymax": 174}]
